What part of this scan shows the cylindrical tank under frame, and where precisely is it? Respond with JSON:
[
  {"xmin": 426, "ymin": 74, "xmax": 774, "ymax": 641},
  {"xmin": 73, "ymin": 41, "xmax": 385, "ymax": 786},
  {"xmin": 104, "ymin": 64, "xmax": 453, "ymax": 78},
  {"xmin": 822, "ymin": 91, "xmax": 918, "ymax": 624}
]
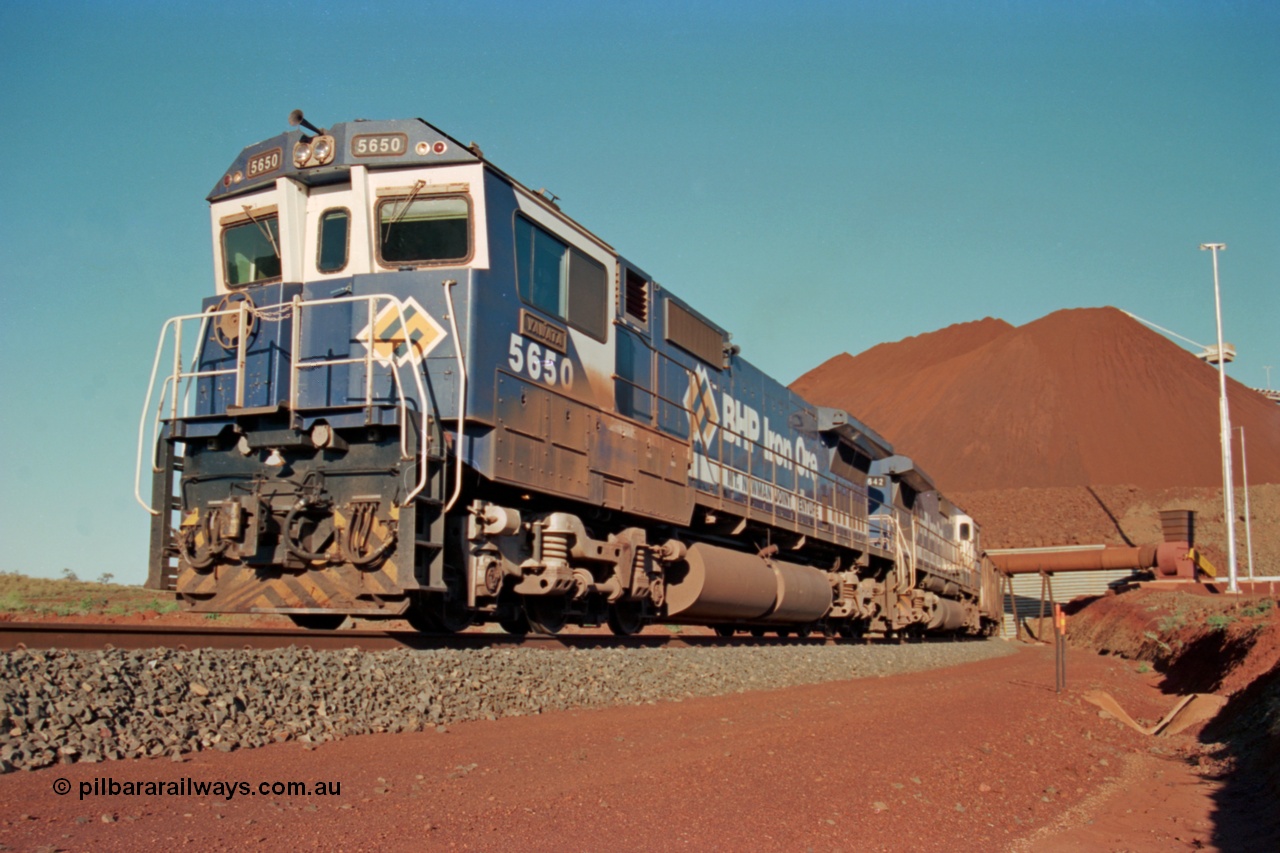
[
  {"xmin": 663, "ymin": 542, "xmax": 833, "ymax": 626},
  {"xmin": 922, "ymin": 593, "xmax": 970, "ymax": 632}
]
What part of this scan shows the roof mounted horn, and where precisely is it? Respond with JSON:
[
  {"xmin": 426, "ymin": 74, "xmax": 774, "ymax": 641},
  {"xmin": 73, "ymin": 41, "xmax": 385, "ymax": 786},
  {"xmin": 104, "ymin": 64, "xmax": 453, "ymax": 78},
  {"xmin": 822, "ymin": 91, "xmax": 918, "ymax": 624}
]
[{"xmin": 288, "ymin": 109, "xmax": 326, "ymax": 136}]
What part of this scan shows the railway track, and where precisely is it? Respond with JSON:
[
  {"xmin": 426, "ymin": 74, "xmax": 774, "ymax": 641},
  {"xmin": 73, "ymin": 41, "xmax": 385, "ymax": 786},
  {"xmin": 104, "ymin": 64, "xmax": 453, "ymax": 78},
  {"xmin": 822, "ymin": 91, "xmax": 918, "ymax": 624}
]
[{"xmin": 0, "ymin": 621, "xmax": 849, "ymax": 653}]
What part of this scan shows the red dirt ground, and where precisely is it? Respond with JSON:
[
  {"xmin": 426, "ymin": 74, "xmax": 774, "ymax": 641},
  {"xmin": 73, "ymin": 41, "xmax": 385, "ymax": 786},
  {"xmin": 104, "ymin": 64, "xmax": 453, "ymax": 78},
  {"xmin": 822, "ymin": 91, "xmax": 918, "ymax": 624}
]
[
  {"xmin": 5, "ymin": 581, "xmax": 1280, "ymax": 852},
  {"xmin": 3, "ymin": 637, "xmax": 1270, "ymax": 853}
]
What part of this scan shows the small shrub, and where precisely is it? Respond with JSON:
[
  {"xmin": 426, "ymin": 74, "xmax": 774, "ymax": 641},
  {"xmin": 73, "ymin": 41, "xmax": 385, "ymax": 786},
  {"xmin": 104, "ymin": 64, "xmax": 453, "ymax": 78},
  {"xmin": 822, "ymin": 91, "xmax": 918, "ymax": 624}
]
[
  {"xmin": 59, "ymin": 568, "xmax": 79, "ymax": 582},
  {"xmin": 1142, "ymin": 630, "xmax": 1171, "ymax": 653},
  {"xmin": 1241, "ymin": 599, "xmax": 1274, "ymax": 619},
  {"xmin": 1136, "ymin": 662, "xmax": 1151, "ymax": 674},
  {"xmin": 1206, "ymin": 613, "xmax": 1235, "ymax": 632}
]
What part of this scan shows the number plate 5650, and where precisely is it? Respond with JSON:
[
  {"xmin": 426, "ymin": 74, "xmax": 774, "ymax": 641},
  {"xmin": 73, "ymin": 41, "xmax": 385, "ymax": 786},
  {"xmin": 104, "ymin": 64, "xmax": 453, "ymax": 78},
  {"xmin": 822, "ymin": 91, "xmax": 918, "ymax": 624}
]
[{"xmin": 508, "ymin": 333, "xmax": 574, "ymax": 389}]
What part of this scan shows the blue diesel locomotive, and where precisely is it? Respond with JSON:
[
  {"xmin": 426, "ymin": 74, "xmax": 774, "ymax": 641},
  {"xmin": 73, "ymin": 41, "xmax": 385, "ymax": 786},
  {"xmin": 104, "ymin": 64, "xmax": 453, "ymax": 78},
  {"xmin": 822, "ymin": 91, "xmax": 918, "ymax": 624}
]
[{"xmin": 137, "ymin": 111, "xmax": 999, "ymax": 636}]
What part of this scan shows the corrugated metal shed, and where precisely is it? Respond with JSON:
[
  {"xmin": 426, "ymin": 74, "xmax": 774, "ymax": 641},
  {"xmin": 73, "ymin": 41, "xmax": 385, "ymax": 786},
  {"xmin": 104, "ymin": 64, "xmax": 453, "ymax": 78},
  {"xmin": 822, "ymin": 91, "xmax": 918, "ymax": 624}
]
[{"xmin": 998, "ymin": 568, "xmax": 1141, "ymax": 638}]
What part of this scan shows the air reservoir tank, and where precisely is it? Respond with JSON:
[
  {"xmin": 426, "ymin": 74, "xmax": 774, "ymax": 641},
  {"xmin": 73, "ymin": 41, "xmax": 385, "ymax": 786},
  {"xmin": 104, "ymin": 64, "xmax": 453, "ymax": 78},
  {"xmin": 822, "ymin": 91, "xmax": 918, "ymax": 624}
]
[{"xmin": 665, "ymin": 542, "xmax": 832, "ymax": 624}]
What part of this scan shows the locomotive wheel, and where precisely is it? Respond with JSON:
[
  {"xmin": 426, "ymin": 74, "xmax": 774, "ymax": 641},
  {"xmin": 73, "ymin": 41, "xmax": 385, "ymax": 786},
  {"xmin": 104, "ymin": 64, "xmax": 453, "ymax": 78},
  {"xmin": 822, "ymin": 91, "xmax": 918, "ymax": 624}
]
[
  {"xmin": 749, "ymin": 627, "xmax": 766, "ymax": 638},
  {"xmin": 794, "ymin": 624, "xmax": 812, "ymax": 639},
  {"xmin": 495, "ymin": 593, "xmax": 529, "ymax": 635},
  {"xmin": 524, "ymin": 597, "xmax": 567, "ymax": 635},
  {"xmin": 437, "ymin": 595, "xmax": 475, "ymax": 633},
  {"xmin": 841, "ymin": 621, "xmax": 869, "ymax": 640},
  {"xmin": 606, "ymin": 601, "xmax": 645, "ymax": 637},
  {"xmin": 713, "ymin": 626, "xmax": 736, "ymax": 638},
  {"xmin": 404, "ymin": 603, "xmax": 440, "ymax": 633},
  {"xmin": 405, "ymin": 594, "xmax": 473, "ymax": 634},
  {"xmin": 498, "ymin": 608, "xmax": 530, "ymax": 636},
  {"xmin": 289, "ymin": 613, "xmax": 346, "ymax": 630}
]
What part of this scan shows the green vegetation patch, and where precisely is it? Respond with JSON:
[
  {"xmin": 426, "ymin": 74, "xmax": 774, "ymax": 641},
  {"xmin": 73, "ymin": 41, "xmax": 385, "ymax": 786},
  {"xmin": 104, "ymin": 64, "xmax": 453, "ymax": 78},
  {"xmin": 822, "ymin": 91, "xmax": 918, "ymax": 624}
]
[{"xmin": 0, "ymin": 571, "xmax": 178, "ymax": 617}]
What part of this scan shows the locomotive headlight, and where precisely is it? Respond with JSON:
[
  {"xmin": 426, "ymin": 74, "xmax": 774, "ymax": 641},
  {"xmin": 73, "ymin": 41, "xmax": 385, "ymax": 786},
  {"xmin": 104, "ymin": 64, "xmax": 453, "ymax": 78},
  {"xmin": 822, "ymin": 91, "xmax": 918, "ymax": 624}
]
[
  {"xmin": 265, "ymin": 448, "xmax": 285, "ymax": 467},
  {"xmin": 311, "ymin": 135, "xmax": 335, "ymax": 165},
  {"xmin": 292, "ymin": 141, "xmax": 313, "ymax": 168}
]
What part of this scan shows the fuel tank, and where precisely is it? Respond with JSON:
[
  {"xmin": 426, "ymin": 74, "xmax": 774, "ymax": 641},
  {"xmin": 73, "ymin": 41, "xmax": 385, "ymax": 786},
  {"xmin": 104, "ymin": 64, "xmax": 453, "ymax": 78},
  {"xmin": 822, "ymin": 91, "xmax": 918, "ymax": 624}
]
[{"xmin": 665, "ymin": 542, "xmax": 833, "ymax": 624}]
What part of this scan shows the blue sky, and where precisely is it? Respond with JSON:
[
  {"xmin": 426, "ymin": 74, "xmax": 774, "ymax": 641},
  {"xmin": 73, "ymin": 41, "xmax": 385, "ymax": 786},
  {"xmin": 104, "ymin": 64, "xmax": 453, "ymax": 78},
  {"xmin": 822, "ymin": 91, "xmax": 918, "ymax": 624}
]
[{"xmin": 1, "ymin": 0, "xmax": 1276, "ymax": 583}]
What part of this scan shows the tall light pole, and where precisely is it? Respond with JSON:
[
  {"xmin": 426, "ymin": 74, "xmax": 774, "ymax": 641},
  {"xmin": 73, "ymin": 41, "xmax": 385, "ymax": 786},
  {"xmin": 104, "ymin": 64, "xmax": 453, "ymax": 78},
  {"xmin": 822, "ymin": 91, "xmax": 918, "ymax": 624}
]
[{"xmin": 1200, "ymin": 242, "xmax": 1238, "ymax": 594}]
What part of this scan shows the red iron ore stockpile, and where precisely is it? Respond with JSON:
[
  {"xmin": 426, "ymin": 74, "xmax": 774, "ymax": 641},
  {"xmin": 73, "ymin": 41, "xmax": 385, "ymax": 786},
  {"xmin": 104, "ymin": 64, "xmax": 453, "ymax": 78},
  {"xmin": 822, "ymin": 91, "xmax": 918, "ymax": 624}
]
[{"xmin": 792, "ymin": 307, "xmax": 1280, "ymax": 563}]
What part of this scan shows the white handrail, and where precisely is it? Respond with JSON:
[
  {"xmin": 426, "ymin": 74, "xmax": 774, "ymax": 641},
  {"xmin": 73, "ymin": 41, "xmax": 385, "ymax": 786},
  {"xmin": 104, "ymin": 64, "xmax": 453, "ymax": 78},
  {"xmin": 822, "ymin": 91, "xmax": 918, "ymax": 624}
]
[
  {"xmin": 135, "ymin": 307, "xmax": 242, "ymax": 514},
  {"xmin": 287, "ymin": 293, "xmax": 432, "ymax": 505},
  {"xmin": 442, "ymin": 278, "xmax": 467, "ymax": 513},
  {"xmin": 137, "ymin": 294, "xmax": 436, "ymax": 515},
  {"xmin": 135, "ymin": 316, "xmax": 178, "ymax": 514}
]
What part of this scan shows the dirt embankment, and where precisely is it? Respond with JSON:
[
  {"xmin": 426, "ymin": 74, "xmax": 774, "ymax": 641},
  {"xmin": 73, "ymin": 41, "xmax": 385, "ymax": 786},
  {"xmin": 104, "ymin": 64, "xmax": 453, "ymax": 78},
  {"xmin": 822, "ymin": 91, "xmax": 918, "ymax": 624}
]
[{"xmin": 1065, "ymin": 586, "xmax": 1280, "ymax": 848}]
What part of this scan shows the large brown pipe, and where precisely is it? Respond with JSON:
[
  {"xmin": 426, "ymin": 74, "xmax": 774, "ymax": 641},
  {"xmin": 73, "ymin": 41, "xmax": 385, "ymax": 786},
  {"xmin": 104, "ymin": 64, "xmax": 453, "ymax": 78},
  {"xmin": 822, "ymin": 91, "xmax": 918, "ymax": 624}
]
[{"xmin": 988, "ymin": 544, "xmax": 1160, "ymax": 575}]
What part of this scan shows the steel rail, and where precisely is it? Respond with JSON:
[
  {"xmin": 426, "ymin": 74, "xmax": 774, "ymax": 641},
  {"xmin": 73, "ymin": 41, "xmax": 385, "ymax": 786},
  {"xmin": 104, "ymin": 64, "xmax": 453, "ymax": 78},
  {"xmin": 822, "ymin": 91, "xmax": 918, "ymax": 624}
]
[{"xmin": 0, "ymin": 622, "xmax": 864, "ymax": 653}]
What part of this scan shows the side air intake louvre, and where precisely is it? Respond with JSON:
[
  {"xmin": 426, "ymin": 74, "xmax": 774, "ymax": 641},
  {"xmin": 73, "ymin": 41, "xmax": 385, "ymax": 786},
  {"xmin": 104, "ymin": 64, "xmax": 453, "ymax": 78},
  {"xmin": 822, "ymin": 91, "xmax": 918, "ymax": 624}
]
[{"xmin": 624, "ymin": 269, "xmax": 648, "ymax": 324}]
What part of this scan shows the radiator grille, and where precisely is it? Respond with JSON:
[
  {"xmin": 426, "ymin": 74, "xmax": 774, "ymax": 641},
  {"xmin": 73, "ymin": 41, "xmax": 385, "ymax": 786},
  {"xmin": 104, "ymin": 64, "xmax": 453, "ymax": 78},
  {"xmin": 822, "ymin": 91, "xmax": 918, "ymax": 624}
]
[{"xmin": 665, "ymin": 300, "xmax": 723, "ymax": 367}]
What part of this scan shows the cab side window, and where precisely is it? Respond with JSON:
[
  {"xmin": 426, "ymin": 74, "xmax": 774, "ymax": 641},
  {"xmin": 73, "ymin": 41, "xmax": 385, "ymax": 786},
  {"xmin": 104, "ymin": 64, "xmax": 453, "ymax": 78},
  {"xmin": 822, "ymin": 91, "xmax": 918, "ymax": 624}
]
[
  {"xmin": 515, "ymin": 215, "xmax": 607, "ymax": 341},
  {"xmin": 317, "ymin": 208, "xmax": 350, "ymax": 273}
]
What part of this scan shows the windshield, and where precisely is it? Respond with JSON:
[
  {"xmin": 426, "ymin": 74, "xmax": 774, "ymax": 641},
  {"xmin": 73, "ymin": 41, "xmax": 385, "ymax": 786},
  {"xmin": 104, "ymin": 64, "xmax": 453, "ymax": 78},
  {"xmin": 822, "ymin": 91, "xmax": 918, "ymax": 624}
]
[
  {"xmin": 378, "ymin": 196, "xmax": 469, "ymax": 266},
  {"xmin": 223, "ymin": 216, "xmax": 281, "ymax": 286}
]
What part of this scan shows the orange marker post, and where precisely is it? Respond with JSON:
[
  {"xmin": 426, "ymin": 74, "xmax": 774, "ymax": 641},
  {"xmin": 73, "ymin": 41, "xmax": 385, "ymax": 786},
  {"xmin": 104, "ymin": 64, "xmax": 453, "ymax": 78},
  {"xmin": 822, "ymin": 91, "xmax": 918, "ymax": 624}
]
[{"xmin": 1053, "ymin": 604, "xmax": 1067, "ymax": 693}]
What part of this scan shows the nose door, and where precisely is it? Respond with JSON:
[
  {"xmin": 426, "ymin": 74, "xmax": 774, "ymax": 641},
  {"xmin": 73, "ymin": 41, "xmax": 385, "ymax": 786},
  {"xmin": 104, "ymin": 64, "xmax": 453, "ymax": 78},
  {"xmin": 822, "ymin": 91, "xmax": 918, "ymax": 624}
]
[{"xmin": 302, "ymin": 177, "xmax": 371, "ymax": 281}]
